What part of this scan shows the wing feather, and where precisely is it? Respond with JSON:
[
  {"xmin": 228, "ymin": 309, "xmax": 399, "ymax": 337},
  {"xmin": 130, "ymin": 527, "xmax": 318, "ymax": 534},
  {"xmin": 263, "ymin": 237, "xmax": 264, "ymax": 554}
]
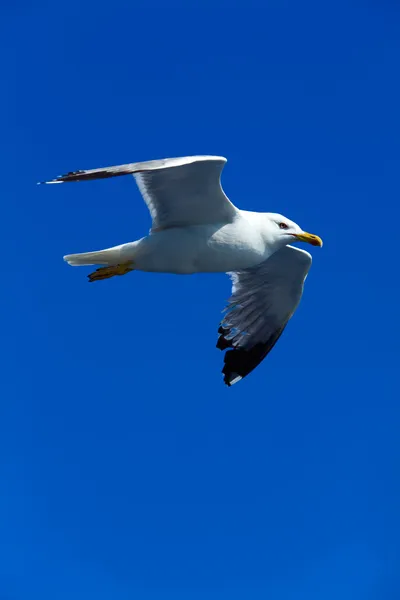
[
  {"xmin": 40, "ymin": 155, "xmax": 238, "ymax": 231},
  {"xmin": 217, "ymin": 245, "xmax": 312, "ymax": 386}
]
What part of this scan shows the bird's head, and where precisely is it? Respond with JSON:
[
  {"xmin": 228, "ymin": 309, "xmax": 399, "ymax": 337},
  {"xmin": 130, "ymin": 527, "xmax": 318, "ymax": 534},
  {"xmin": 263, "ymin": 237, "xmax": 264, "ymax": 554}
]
[{"xmin": 264, "ymin": 213, "xmax": 323, "ymax": 249}]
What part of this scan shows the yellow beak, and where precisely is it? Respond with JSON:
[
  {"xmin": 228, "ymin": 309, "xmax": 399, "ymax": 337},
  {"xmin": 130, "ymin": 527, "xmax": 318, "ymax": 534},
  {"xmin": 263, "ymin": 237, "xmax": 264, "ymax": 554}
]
[{"xmin": 293, "ymin": 232, "xmax": 323, "ymax": 247}]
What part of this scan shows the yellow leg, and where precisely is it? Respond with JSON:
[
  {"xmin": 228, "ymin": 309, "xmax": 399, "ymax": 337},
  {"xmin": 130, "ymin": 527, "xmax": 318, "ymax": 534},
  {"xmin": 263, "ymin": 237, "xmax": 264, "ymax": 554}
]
[{"xmin": 88, "ymin": 261, "xmax": 134, "ymax": 282}]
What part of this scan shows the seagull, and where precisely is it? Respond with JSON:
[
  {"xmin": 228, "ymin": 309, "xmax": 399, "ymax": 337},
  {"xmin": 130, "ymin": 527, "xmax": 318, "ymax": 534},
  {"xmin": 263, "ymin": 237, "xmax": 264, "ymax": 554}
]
[{"xmin": 40, "ymin": 155, "xmax": 323, "ymax": 386}]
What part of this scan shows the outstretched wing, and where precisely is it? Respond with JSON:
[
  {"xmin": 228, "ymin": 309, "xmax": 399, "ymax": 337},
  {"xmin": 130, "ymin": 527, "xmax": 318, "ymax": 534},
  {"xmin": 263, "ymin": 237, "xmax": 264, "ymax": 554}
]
[
  {"xmin": 217, "ymin": 246, "xmax": 312, "ymax": 386},
  {"xmin": 40, "ymin": 155, "xmax": 238, "ymax": 231}
]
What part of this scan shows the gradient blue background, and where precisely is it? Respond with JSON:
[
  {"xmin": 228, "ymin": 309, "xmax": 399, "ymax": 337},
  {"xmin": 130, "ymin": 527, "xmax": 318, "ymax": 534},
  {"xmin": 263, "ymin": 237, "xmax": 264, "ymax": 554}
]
[{"xmin": 2, "ymin": 0, "xmax": 399, "ymax": 598}]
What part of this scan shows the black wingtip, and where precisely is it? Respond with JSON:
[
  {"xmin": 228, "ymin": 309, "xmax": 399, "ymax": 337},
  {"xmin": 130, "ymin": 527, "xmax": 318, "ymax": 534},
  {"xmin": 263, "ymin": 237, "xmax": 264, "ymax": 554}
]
[
  {"xmin": 217, "ymin": 326, "xmax": 287, "ymax": 387},
  {"xmin": 37, "ymin": 169, "xmax": 89, "ymax": 185}
]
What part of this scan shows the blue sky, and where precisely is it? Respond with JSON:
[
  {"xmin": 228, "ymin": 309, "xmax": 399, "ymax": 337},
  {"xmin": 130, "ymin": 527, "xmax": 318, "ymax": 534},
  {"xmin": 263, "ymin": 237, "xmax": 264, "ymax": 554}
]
[{"xmin": 1, "ymin": 0, "xmax": 399, "ymax": 597}]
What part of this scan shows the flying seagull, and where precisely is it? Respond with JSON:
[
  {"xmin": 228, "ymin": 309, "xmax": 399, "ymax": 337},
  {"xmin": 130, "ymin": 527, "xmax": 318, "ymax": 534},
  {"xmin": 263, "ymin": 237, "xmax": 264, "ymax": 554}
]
[{"xmin": 40, "ymin": 155, "xmax": 322, "ymax": 386}]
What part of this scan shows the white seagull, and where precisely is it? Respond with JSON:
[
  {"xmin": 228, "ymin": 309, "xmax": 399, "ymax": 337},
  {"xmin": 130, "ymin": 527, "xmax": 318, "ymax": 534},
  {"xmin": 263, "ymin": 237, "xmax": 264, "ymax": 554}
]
[{"xmin": 40, "ymin": 155, "xmax": 323, "ymax": 386}]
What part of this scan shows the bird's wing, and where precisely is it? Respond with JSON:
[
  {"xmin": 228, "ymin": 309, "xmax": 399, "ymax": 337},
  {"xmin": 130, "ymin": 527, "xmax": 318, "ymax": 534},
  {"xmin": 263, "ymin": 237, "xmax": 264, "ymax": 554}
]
[
  {"xmin": 217, "ymin": 245, "xmax": 312, "ymax": 386},
  {"xmin": 41, "ymin": 155, "xmax": 238, "ymax": 231}
]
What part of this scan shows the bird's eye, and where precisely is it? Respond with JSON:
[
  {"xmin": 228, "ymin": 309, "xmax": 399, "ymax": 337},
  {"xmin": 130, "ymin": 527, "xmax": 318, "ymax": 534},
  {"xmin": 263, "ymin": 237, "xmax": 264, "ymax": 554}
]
[{"xmin": 279, "ymin": 222, "xmax": 289, "ymax": 230}]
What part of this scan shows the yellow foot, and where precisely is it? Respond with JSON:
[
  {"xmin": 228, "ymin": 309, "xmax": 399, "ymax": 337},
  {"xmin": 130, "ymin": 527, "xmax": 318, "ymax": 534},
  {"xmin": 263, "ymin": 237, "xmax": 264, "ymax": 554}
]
[{"xmin": 88, "ymin": 262, "xmax": 134, "ymax": 282}]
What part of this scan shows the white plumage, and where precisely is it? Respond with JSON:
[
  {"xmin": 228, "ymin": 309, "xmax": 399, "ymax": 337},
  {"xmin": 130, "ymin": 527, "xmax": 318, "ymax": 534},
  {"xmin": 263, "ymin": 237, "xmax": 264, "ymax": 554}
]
[{"xmin": 41, "ymin": 155, "xmax": 322, "ymax": 385}]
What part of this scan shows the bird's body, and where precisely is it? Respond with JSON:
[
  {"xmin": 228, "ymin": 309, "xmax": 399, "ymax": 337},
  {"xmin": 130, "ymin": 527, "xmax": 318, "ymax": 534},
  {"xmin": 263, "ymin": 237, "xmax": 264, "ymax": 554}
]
[
  {"xmin": 79, "ymin": 214, "xmax": 277, "ymax": 275},
  {"xmin": 41, "ymin": 155, "xmax": 322, "ymax": 386},
  {"xmin": 133, "ymin": 215, "xmax": 270, "ymax": 274}
]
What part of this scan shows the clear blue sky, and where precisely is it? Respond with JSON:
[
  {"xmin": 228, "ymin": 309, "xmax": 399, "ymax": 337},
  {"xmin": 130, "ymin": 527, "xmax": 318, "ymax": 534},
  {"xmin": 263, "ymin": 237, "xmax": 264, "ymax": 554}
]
[{"xmin": 2, "ymin": 0, "xmax": 399, "ymax": 598}]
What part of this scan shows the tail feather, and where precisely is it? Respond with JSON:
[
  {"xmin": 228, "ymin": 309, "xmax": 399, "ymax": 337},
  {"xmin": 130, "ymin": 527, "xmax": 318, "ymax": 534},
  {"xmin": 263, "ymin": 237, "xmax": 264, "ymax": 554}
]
[{"xmin": 64, "ymin": 246, "xmax": 124, "ymax": 267}]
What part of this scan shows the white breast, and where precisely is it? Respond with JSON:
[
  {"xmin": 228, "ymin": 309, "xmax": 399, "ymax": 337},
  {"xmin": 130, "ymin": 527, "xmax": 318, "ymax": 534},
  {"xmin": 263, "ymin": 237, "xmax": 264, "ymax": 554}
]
[{"xmin": 131, "ymin": 215, "xmax": 273, "ymax": 274}]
